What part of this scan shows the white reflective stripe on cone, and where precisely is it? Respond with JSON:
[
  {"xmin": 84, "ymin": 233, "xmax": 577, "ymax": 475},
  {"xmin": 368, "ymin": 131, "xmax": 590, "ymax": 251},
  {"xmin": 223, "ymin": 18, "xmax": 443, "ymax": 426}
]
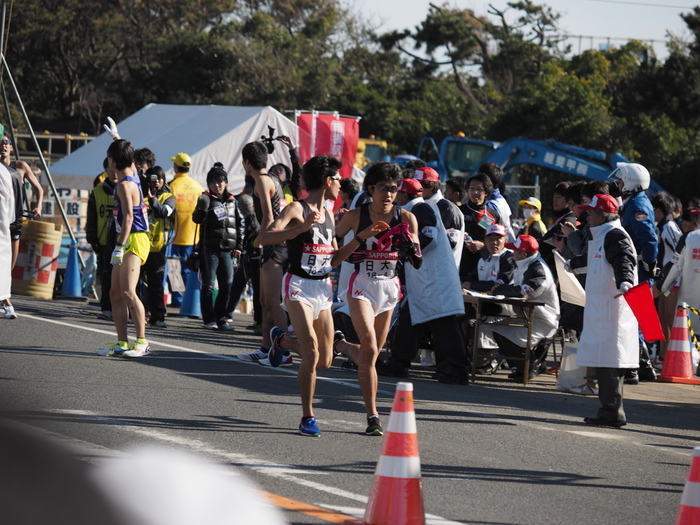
[
  {"xmin": 681, "ymin": 481, "xmax": 700, "ymax": 507},
  {"xmin": 375, "ymin": 455, "xmax": 421, "ymax": 479},
  {"xmin": 386, "ymin": 413, "xmax": 417, "ymax": 434}
]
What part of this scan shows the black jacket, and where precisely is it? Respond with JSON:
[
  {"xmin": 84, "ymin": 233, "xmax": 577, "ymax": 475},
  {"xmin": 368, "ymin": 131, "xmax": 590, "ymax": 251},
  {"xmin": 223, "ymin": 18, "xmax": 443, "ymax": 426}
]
[{"xmin": 192, "ymin": 191, "xmax": 245, "ymax": 253}]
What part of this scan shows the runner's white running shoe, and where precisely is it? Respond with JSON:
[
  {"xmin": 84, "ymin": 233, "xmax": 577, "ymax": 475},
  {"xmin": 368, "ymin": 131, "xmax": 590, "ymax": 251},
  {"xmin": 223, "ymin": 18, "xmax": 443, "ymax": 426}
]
[
  {"xmin": 4, "ymin": 305, "xmax": 17, "ymax": 319},
  {"xmin": 237, "ymin": 349, "xmax": 268, "ymax": 362},
  {"xmin": 123, "ymin": 342, "xmax": 151, "ymax": 358},
  {"xmin": 96, "ymin": 343, "xmax": 127, "ymax": 357}
]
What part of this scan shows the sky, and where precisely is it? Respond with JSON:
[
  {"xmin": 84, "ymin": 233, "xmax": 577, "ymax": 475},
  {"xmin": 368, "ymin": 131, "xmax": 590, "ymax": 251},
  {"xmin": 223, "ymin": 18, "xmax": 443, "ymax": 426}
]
[{"xmin": 348, "ymin": 0, "xmax": 696, "ymax": 60}]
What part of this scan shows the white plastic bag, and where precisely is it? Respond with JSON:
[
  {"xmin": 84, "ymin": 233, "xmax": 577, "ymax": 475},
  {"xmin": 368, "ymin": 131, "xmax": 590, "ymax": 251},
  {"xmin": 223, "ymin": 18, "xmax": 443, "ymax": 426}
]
[{"xmin": 556, "ymin": 341, "xmax": 588, "ymax": 392}]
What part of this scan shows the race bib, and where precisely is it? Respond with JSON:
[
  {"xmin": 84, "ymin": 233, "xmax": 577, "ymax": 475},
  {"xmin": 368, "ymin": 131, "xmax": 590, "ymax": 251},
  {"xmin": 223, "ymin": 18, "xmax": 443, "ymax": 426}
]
[
  {"xmin": 359, "ymin": 250, "xmax": 399, "ymax": 279},
  {"xmin": 212, "ymin": 205, "xmax": 227, "ymax": 221},
  {"xmin": 301, "ymin": 243, "xmax": 334, "ymax": 276}
]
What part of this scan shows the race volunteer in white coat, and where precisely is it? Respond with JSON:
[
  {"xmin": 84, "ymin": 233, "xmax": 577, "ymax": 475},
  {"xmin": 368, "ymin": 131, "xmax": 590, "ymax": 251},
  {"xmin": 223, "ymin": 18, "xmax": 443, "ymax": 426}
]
[
  {"xmin": 0, "ymin": 162, "xmax": 15, "ymax": 306},
  {"xmin": 378, "ymin": 178, "xmax": 469, "ymax": 385},
  {"xmin": 568, "ymin": 194, "xmax": 638, "ymax": 428},
  {"xmin": 490, "ymin": 234, "xmax": 560, "ymax": 381},
  {"xmin": 660, "ymin": 208, "xmax": 700, "ymax": 352},
  {"xmin": 415, "ymin": 167, "xmax": 465, "ymax": 268}
]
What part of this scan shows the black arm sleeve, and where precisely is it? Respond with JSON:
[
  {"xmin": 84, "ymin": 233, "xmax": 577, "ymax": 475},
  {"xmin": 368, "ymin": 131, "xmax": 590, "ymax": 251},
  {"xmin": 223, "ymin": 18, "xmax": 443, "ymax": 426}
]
[
  {"xmin": 604, "ymin": 229, "xmax": 637, "ymax": 288},
  {"xmin": 192, "ymin": 194, "xmax": 210, "ymax": 224},
  {"xmin": 411, "ymin": 202, "xmax": 438, "ymax": 250},
  {"xmin": 288, "ymin": 148, "xmax": 302, "ymax": 201}
]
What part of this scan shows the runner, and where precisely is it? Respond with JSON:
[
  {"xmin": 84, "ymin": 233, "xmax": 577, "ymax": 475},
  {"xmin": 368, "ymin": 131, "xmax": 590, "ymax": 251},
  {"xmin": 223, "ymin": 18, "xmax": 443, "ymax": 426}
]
[
  {"xmin": 97, "ymin": 139, "xmax": 151, "ymax": 358},
  {"xmin": 334, "ymin": 162, "xmax": 422, "ymax": 436},
  {"xmin": 258, "ymin": 156, "xmax": 387, "ymax": 437}
]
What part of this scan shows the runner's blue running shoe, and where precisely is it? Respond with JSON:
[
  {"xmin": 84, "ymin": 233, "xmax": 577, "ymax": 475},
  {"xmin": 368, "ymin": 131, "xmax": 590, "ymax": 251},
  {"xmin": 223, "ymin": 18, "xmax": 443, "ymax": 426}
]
[
  {"xmin": 299, "ymin": 417, "xmax": 321, "ymax": 437},
  {"xmin": 269, "ymin": 326, "xmax": 287, "ymax": 367}
]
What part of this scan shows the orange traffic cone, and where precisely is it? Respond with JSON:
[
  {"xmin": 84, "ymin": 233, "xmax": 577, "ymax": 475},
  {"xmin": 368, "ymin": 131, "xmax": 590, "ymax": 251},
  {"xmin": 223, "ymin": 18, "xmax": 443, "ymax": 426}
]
[
  {"xmin": 659, "ymin": 303, "xmax": 700, "ymax": 385},
  {"xmin": 676, "ymin": 447, "xmax": 700, "ymax": 524},
  {"xmin": 347, "ymin": 382, "xmax": 425, "ymax": 525}
]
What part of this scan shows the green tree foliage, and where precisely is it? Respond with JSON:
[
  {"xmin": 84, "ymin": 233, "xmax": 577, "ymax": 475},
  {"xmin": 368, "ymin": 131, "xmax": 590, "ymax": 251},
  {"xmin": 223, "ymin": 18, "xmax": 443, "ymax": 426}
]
[{"xmin": 1, "ymin": 0, "xmax": 699, "ymax": 199}]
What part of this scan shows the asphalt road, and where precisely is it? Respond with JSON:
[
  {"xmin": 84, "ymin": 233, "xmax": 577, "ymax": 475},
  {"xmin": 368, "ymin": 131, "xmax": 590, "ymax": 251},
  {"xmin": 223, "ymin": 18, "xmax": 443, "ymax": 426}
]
[{"xmin": 1, "ymin": 294, "xmax": 699, "ymax": 524}]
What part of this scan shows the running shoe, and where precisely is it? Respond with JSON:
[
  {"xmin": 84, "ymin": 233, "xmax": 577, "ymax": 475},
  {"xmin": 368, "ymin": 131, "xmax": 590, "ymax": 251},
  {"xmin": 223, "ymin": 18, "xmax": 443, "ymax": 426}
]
[
  {"xmin": 123, "ymin": 341, "xmax": 151, "ymax": 358},
  {"xmin": 3, "ymin": 305, "xmax": 17, "ymax": 319},
  {"xmin": 268, "ymin": 326, "xmax": 287, "ymax": 367},
  {"xmin": 365, "ymin": 415, "xmax": 384, "ymax": 436},
  {"xmin": 150, "ymin": 320, "xmax": 167, "ymax": 328},
  {"xmin": 204, "ymin": 322, "xmax": 218, "ymax": 329},
  {"xmin": 333, "ymin": 330, "xmax": 346, "ymax": 356},
  {"xmin": 237, "ymin": 349, "xmax": 269, "ymax": 362},
  {"xmin": 259, "ymin": 352, "xmax": 293, "ymax": 367},
  {"xmin": 218, "ymin": 322, "xmax": 234, "ymax": 332},
  {"xmin": 97, "ymin": 310, "xmax": 113, "ymax": 320},
  {"xmin": 299, "ymin": 416, "xmax": 322, "ymax": 437},
  {"xmin": 96, "ymin": 342, "xmax": 127, "ymax": 357}
]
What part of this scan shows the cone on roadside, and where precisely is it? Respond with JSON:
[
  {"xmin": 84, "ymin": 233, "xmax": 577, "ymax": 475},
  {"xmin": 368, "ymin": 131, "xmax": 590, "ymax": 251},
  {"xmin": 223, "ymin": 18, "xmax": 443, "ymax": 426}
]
[
  {"xmin": 178, "ymin": 269, "xmax": 201, "ymax": 318},
  {"xmin": 676, "ymin": 447, "xmax": 700, "ymax": 524},
  {"xmin": 347, "ymin": 382, "xmax": 425, "ymax": 525},
  {"xmin": 59, "ymin": 241, "xmax": 86, "ymax": 299},
  {"xmin": 658, "ymin": 303, "xmax": 700, "ymax": 385}
]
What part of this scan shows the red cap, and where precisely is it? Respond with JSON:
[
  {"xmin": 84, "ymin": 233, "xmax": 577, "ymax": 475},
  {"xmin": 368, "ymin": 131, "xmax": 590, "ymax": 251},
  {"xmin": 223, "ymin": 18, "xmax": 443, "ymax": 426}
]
[
  {"xmin": 398, "ymin": 178, "xmax": 423, "ymax": 195},
  {"xmin": 505, "ymin": 234, "xmax": 539, "ymax": 254},
  {"xmin": 414, "ymin": 167, "xmax": 439, "ymax": 182},
  {"xmin": 577, "ymin": 194, "xmax": 618, "ymax": 213}
]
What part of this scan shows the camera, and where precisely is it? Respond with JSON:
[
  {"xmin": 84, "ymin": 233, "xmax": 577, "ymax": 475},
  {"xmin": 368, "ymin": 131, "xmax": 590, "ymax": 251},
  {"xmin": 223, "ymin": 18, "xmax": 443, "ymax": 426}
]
[
  {"xmin": 139, "ymin": 171, "xmax": 159, "ymax": 186},
  {"xmin": 260, "ymin": 125, "xmax": 284, "ymax": 154}
]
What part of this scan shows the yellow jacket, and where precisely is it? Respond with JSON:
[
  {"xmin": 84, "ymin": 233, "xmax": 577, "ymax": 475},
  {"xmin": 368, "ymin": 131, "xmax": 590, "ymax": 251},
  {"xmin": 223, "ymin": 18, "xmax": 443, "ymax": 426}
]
[{"xmin": 169, "ymin": 172, "xmax": 204, "ymax": 246}]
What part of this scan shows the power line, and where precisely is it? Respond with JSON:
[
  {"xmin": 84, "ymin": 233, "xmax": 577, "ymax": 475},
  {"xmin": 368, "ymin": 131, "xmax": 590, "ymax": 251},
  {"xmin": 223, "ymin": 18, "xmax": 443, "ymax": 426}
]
[{"xmin": 584, "ymin": 0, "xmax": 695, "ymax": 9}]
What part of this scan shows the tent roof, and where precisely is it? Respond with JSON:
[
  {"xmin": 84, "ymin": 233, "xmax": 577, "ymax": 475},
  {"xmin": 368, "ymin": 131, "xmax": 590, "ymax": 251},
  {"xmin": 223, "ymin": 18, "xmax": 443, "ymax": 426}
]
[{"xmin": 47, "ymin": 104, "xmax": 298, "ymax": 192}]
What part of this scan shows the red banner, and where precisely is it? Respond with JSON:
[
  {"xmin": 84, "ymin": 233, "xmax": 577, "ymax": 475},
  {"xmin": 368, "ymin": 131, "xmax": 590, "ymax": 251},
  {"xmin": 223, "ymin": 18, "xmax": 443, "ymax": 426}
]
[
  {"xmin": 296, "ymin": 111, "xmax": 360, "ymax": 180},
  {"xmin": 623, "ymin": 280, "xmax": 666, "ymax": 342}
]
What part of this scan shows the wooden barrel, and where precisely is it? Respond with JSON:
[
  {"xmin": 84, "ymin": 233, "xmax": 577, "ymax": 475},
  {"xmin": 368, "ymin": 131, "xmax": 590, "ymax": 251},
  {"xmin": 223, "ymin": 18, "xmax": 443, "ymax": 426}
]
[{"xmin": 11, "ymin": 221, "xmax": 63, "ymax": 300}]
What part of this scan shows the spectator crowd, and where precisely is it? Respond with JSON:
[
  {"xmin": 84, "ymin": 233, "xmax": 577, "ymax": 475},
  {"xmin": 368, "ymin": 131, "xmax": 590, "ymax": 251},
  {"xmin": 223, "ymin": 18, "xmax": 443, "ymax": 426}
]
[{"xmin": 2, "ymin": 120, "xmax": 699, "ymax": 436}]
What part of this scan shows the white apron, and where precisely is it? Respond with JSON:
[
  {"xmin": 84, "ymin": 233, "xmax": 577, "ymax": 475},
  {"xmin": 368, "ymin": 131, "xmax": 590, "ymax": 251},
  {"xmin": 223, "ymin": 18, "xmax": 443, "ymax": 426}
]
[{"xmin": 576, "ymin": 220, "xmax": 639, "ymax": 368}]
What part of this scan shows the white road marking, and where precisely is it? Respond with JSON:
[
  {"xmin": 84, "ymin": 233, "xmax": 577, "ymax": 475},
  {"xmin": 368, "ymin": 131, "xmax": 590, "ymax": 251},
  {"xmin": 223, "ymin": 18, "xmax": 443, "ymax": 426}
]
[{"xmin": 17, "ymin": 312, "xmax": 395, "ymax": 395}]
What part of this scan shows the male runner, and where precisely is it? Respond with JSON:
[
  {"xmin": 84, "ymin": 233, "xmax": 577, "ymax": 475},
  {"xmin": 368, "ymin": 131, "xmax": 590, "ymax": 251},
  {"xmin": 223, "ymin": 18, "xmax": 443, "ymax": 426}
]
[
  {"xmin": 259, "ymin": 156, "xmax": 386, "ymax": 436},
  {"xmin": 334, "ymin": 162, "xmax": 422, "ymax": 435}
]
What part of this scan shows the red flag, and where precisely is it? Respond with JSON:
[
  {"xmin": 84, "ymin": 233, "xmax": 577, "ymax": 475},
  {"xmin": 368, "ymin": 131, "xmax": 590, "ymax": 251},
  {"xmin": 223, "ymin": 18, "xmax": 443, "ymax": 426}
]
[
  {"xmin": 296, "ymin": 111, "xmax": 360, "ymax": 180},
  {"xmin": 622, "ymin": 280, "xmax": 666, "ymax": 342}
]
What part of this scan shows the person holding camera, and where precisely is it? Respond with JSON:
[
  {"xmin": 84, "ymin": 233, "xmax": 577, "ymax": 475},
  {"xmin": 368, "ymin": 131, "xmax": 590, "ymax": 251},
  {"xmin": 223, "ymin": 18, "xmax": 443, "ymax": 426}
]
[
  {"xmin": 192, "ymin": 165, "xmax": 245, "ymax": 331},
  {"xmin": 141, "ymin": 166, "xmax": 175, "ymax": 328}
]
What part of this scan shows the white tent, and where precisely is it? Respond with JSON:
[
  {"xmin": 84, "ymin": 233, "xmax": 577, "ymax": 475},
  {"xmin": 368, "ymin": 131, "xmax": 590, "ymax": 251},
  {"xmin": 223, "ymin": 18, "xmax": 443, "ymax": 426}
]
[{"xmin": 47, "ymin": 104, "xmax": 299, "ymax": 192}]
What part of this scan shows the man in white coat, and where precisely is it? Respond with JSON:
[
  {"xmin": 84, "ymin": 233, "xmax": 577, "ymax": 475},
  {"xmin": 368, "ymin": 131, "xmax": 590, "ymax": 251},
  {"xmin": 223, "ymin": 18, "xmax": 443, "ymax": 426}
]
[
  {"xmin": 490, "ymin": 234, "xmax": 560, "ymax": 381},
  {"xmin": 660, "ymin": 208, "xmax": 700, "ymax": 364},
  {"xmin": 569, "ymin": 194, "xmax": 638, "ymax": 428},
  {"xmin": 377, "ymin": 178, "xmax": 469, "ymax": 384},
  {"xmin": 0, "ymin": 162, "xmax": 15, "ymax": 308}
]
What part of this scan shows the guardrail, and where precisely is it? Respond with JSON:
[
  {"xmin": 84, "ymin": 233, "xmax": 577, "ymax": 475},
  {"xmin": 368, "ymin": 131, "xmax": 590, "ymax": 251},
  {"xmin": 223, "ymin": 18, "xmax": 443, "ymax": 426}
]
[{"xmin": 11, "ymin": 131, "xmax": 96, "ymax": 166}]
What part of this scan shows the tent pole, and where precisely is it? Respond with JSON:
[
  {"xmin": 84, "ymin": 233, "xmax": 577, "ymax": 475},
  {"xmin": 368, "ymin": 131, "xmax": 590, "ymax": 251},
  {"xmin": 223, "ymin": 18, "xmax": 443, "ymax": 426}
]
[{"xmin": 0, "ymin": 52, "xmax": 77, "ymax": 247}]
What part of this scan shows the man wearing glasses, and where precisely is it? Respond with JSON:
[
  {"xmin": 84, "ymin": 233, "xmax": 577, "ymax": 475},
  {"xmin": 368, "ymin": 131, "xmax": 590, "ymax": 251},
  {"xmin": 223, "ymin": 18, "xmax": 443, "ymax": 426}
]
[{"xmin": 458, "ymin": 173, "xmax": 502, "ymax": 279}]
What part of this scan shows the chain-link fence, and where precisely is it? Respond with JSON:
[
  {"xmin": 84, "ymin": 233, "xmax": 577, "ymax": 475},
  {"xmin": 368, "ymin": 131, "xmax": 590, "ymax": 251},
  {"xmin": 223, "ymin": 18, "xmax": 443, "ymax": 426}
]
[{"xmin": 504, "ymin": 184, "xmax": 540, "ymax": 233}]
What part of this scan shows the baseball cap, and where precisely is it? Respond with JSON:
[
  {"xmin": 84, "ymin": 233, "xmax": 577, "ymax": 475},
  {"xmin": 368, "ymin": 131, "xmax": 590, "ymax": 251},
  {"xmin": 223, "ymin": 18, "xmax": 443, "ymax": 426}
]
[
  {"xmin": 170, "ymin": 152, "xmax": 191, "ymax": 168},
  {"xmin": 485, "ymin": 224, "xmax": 507, "ymax": 237},
  {"xmin": 505, "ymin": 234, "xmax": 539, "ymax": 254},
  {"xmin": 577, "ymin": 194, "xmax": 618, "ymax": 213},
  {"xmin": 518, "ymin": 197, "xmax": 542, "ymax": 211},
  {"xmin": 414, "ymin": 167, "xmax": 439, "ymax": 182},
  {"xmin": 398, "ymin": 178, "xmax": 423, "ymax": 195}
]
